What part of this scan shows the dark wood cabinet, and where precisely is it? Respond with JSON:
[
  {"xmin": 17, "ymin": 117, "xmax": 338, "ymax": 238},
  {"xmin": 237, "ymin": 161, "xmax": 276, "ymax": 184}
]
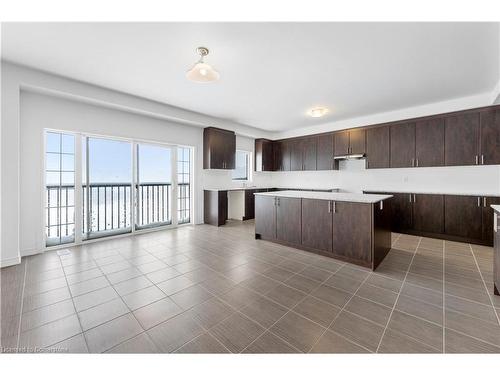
[
  {"xmin": 483, "ymin": 197, "xmax": 500, "ymax": 245},
  {"xmin": 276, "ymin": 197, "xmax": 302, "ymax": 245},
  {"xmin": 445, "ymin": 195, "xmax": 483, "ymax": 240},
  {"xmin": 334, "ymin": 131, "xmax": 350, "ymax": 156},
  {"xmin": 480, "ymin": 109, "xmax": 500, "ymax": 165},
  {"xmin": 244, "ymin": 190, "xmax": 255, "ymax": 220},
  {"xmin": 290, "ymin": 139, "xmax": 303, "ymax": 171},
  {"xmin": 415, "ymin": 118, "xmax": 445, "ymax": 167},
  {"xmin": 301, "ymin": 199, "xmax": 332, "ymax": 252},
  {"xmin": 349, "ymin": 128, "xmax": 366, "ymax": 155},
  {"xmin": 390, "ymin": 193, "xmax": 414, "ymax": 233},
  {"xmin": 413, "ymin": 194, "xmax": 444, "ymax": 234},
  {"xmin": 390, "ymin": 122, "xmax": 415, "ymax": 168},
  {"xmin": 366, "ymin": 126, "xmax": 390, "ymax": 169},
  {"xmin": 303, "ymin": 137, "xmax": 317, "ymax": 170},
  {"xmin": 255, "ymin": 195, "xmax": 276, "ymax": 239},
  {"xmin": 332, "ymin": 201, "xmax": 372, "ymax": 266},
  {"xmin": 204, "ymin": 190, "xmax": 228, "ymax": 226},
  {"xmin": 274, "ymin": 140, "xmax": 291, "ymax": 171},
  {"xmin": 254, "ymin": 139, "xmax": 274, "ymax": 171},
  {"xmin": 203, "ymin": 127, "xmax": 236, "ymax": 169},
  {"xmin": 445, "ymin": 112, "xmax": 480, "ymax": 166},
  {"xmin": 317, "ymin": 134, "xmax": 334, "ymax": 170}
]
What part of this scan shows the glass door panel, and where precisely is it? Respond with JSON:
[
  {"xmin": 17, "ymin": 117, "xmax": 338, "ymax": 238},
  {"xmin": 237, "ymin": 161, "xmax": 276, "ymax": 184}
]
[
  {"xmin": 83, "ymin": 137, "xmax": 132, "ymax": 239},
  {"xmin": 177, "ymin": 147, "xmax": 191, "ymax": 224},
  {"xmin": 136, "ymin": 143, "xmax": 172, "ymax": 229}
]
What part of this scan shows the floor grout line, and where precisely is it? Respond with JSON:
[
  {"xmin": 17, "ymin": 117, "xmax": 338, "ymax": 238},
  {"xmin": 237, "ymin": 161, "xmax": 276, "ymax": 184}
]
[{"xmin": 375, "ymin": 236, "xmax": 422, "ymax": 353}]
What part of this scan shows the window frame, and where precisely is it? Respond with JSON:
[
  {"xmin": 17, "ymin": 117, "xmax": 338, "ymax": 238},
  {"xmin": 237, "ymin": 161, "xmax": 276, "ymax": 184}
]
[{"xmin": 232, "ymin": 150, "xmax": 252, "ymax": 181}]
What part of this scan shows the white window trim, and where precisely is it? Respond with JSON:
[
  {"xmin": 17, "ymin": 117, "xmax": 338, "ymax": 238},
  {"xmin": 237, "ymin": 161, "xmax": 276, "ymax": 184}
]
[{"xmin": 232, "ymin": 149, "xmax": 252, "ymax": 182}]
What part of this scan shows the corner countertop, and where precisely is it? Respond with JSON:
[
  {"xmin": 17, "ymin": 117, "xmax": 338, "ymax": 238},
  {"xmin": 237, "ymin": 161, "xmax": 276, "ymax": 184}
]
[
  {"xmin": 492, "ymin": 205, "xmax": 500, "ymax": 214},
  {"xmin": 204, "ymin": 187, "xmax": 271, "ymax": 192},
  {"xmin": 254, "ymin": 190, "xmax": 393, "ymax": 204},
  {"xmin": 364, "ymin": 189, "xmax": 500, "ymax": 197}
]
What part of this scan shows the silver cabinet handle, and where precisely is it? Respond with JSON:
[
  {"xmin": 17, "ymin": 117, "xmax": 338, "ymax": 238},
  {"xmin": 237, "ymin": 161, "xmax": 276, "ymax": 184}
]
[
  {"xmin": 379, "ymin": 201, "xmax": 383, "ymax": 210},
  {"xmin": 413, "ymin": 194, "xmax": 416, "ymax": 203},
  {"xmin": 328, "ymin": 201, "xmax": 332, "ymax": 213},
  {"xmin": 475, "ymin": 155, "xmax": 479, "ymax": 165},
  {"xmin": 477, "ymin": 197, "xmax": 481, "ymax": 207},
  {"xmin": 409, "ymin": 194, "xmax": 412, "ymax": 203},
  {"xmin": 276, "ymin": 198, "xmax": 280, "ymax": 206},
  {"xmin": 411, "ymin": 158, "xmax": 415, "ymax": 167},
  {"xmin": 481, "ymin": 155, "xmax": 484, "ymax": 165},
  {"xmin": 483, "ymin": 197, "xmax": 487, "ymax": 207},
  {"xmin": 332, "ymin": 201, "xmax": 336, "ymax": 213},
  {"xmin": 416, "ymin": 159, "xmax": 419, "ymax": 167}
]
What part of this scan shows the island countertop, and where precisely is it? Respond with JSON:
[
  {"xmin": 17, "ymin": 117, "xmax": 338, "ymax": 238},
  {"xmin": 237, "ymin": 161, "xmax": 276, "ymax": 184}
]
[
  {"xmin": 254, "ymin": 190, "xmax": 393, "ymax": 204},
  {"xmin": 492, "ymin": 205, "xmax": 500, "ymax": 214}
]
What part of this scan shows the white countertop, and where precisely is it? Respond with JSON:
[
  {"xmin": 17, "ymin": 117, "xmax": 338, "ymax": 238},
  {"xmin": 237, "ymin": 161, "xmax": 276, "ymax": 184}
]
[
  {"xmin": 364, "ymin": 189, "xmax": 500, "ymax": 197},
  {"xmin": 492, "ymin": 205, "xmax": 500, "ymax": 214},
  {"xmin": 254, "ymin": 190, "xmax": 393, "ymax": 204},
  {"xmin": 204, "ymin": 187, "xmax": 270, "ymax": 192}
]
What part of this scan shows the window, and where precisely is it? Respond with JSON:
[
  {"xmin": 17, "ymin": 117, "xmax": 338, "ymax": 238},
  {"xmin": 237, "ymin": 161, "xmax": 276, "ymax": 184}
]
[
  {"xmin": 232, "ymin": 150, "xmax": 250, "ymax": 181},
  {"xmin": 177, "ymin": 147, "xmax": 191, "ymax": 224},
  {"xmin": 45, "ymin": 131, "xmax": 75, "ymax": 246}
]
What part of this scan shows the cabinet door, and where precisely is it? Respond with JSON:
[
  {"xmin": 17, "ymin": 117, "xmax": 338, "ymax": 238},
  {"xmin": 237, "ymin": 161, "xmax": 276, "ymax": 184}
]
[
  {"xmin": 480, "ymin": 109, "xmax": 500, "ymax": 165},
  {"xmin": 244, "ymin": 189, "xmax": 255, "ymax": 220},
  {"xmin": 391, "ymin": 193, "xmax": 413, "ymax": 233},
  {"xmin": 301, "ymin": 199, "xmax": 332, "ymax": 252},
  {"xmin": 482, "ymin": 197, "xmax": 500, "ymax": 245},
  {"xmin": 334, "ymin": 131, "xmax": 350, "ymax": 156},
  {"xmin": 332, "ymin": 201, "xmax": 372, "ymax": 264},
  {"xmin": 273, "ymin": 141, "xmax": 282, "ymax": 171},
  {"xmin": 317, "ymin": 134, "xmax": 334, "ymax": 170},
  {"xmin": 349, "ymin": 129, "xmax": 366, "ymax": 155},
  {"xmin": 276, "ymin": 197, "xmax": 302, "ymax": 244},
  {"xmin": 415, "ymin": 118, "xmax": 445, "ymax": 167},
  {"xmin": 413, "ymin": 194, "xmax": 444, "ymax": 234},
  {"xmin": 280, "ymin": 141, "xmax": 291, "ymax": 171},
  {"xmin": 303, "ymin": 137, "xmax": 317, "ymax": 170},
  {"xmin": 445, "ymin": 195, "xmax": 483, "ymax": 240},
  {"xmin": 255, "ymin": 195, "xmax": 276, "ymax": 239},
  {"xmin": 223, "ymin": 131, "xmax": 236, "ymax": 169},
  {"xmin": 445, "ymin": 112, "xmax": 480, "ymax": 166},
  {"xmin": 254, "ymin": 139, "xmax": 274, "ymax": 172},
  {"xmin": 366, "ymin": 126, "xmax": 390, "ymax": 169},
  {"xmin": 390, "ymin": 122, "xmax": 415, "ymax": 168},
  {"xmin": 290, "ymin": 139, "xmax": 304, "ymax": 171}
]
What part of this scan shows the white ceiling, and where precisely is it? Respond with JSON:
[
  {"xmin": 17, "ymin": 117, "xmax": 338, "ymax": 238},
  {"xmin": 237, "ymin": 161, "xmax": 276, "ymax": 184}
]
[{"xmin": 2, "ymin": 22, "xmax": 499, "ymax": 132}]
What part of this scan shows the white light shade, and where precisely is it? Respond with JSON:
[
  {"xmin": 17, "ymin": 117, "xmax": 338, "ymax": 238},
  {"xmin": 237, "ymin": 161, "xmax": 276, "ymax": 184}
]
[
  {"xmin": 186, "ymin": 62, "xmax": 220, "ymax": 83},
  {"xmin": 308, "ymin": 107, "xmax": 329, "ymax": 118}
]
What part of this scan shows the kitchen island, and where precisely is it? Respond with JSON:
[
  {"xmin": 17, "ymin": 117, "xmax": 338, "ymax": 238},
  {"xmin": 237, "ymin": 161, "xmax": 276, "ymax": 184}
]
[
  {"xmin": 493, "ymin": 205, "xmax": 500, "ymax": 295},
  {"xmin": 254, "ymin": 190, "xmax": 393, "ymax": 270}
]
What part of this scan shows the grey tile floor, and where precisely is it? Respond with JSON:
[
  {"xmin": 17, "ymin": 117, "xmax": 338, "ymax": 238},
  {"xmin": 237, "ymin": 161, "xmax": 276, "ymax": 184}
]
[{"xmin": 1, "ymin": 220, "xmax": 500, "ymax": 353}]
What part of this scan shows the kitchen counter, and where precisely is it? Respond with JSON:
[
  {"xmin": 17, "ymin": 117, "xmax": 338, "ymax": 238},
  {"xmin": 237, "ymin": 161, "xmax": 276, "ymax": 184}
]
[
  {"xmin": 204, "ymin": 187, "xmax": 339, "ymax": 192},
  {"xmin": 492, "ymin": 205, "xmax": 500, "ymax": 213},
  {"xmin": 493, "ymin": 205, "xmax": 500, "ymax": 296},
  {"xmin": 364, "ymin": 188, "xmax": 499, "ymax": 197},
  {"xmin": 255, "ymin": 190, "xmax": 392, "ymax": 204}
]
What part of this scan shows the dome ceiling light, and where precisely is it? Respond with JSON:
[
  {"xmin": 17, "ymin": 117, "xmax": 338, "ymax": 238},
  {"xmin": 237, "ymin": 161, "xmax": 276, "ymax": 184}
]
[
  {"xmin": 186, "ymin": 47, "xmax": 220, "ymax": 83},
  {"xmin": 307, "ymin": 107, "xmax": 329, "ymax": 118}
]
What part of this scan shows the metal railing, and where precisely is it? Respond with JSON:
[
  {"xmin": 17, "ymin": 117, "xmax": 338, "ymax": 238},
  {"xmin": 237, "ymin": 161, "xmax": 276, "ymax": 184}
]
[{"xmin": 46, "ymin": 182, "xmax": 190, "ymax": 241}]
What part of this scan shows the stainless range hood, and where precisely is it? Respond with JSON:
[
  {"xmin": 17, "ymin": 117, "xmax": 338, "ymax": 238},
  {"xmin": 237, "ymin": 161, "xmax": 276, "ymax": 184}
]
[{"xmin": 334, "ymin": 153, "xmax": 365, "ymax": 160}]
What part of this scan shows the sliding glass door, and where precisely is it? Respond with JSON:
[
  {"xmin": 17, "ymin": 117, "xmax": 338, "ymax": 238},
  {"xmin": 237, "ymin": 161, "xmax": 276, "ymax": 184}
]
[
  {"xmin": 136, "ymin": 143, "xmax": 173, "ymax": 229},
  {"xmin": 83, "ymin": 137, "xmax": 133, "ymax": 240}
]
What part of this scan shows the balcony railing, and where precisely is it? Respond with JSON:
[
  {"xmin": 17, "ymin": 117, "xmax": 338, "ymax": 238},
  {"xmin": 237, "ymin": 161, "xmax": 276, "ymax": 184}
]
[{"xmin": 46, "ymin": 182, "xmax": 190, "ymax": 244}]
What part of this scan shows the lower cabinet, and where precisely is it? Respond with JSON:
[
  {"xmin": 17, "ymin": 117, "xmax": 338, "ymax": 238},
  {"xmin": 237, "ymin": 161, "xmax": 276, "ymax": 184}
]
[
  {"xmin": 204, "ymin": 190, "xmax": 228, "ymax": 226},
  {"xmin": 332, "ymin": 201, "xmax": 372, "ymax": 264},
  {"xmin": 482, "ymin": 197, "xmax": 500, "ymax": 245},
  {"xmin": 255, "ymin": 195, "xmax": 276, "ymax": 238},
  {"xmin": 413, "ymin": 194, "xmax": 444, "ymax": 234},
  {"xmin": 276, "ymin": 197, "xmax": 302, "ymax": 244},
  {"xmin": 391, "ymin": 193, "xmax": 414, "ymax": 233},
  {"xmin": 445, "ymin": 195, "xmax": 482, "ymax": 241},
  {"xmin": 301, "ymin": 199, "xmax": 333, "ymax": 252}
]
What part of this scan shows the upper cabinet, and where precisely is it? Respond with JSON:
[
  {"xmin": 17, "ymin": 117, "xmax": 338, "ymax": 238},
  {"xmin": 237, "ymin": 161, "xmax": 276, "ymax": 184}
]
[
  {"xmin": 444, "ymin": 112, "xmax": 480, "ymax": 166},
  {"xmin": 317, "ymin": 134, "xmax": 335, "ymax": 170},
  {"xmin": 254, "ymin": 139, "xmax": 274, "ymax": 171},
  {"xmin": 290, "ymin": 138, "xmax": 304, "ymax": 171},
  {"xmin": 334, "ymin": 129, "xmax": 365, "ymax": 156},
  {"xmin": 415, "ymin": 118, "xmax": 445, "ymax": 167},
  {"xmin": 479, "ymin": 108, "xmax": 500, "ymax": 165},
  {"xmin": 366, "ymin": 126, "xmax": 390, "ymax": 169},
  {"xmin": 274, "ymin": 140, "xmax": 291, "ymax": 171},
  {"xmin": 203, "ymin": 127, "xmax": 236, "ymax": 169},
  {"xmin": 390, "ymin": 122, "xmax": 415, "ymax": 168}
]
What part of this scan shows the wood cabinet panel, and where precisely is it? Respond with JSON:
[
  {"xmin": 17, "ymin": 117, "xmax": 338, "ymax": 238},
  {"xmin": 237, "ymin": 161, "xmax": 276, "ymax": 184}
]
[
  {"xmin": 349, "ymin": 128, "xmax": 366, "ymax": 155},
  {"xmin": 290, "ymin": 139, "xmax": 303, "ymax": 171},
  {"xmin": 280, "ymin": 141, "xmax": 291, "ymax": 171},
  {"xmin": 276, "ymin": 197, "xmax": 302, "ymax": 245},
  {"xmin": 255, "ymin": 195, "xmax": 276, "ymax": 239},
  {"xmin": 254, "ymin": 139, "xmax": 274, "ymax": 171},
  {"xmin": 415, "ymin": 118, "xmax": 445, "ymax": 167},
  {"xmin": 301, "ymin": 199, "xmax": 332, "ymax": 252},
  {"xmin": 332, "ymin": 201, "xmax": 372, "ymax": 265},
  {"xmin": 445, "ymin": 195, "xmax": 483, "ymax": 240},
  {"xmin": 204, "ymin": 190, "xmax": 227, "ymax": 226},
  {"xmin": 390, "ymin": 122, "xmax": 415, "ymax": 168},
  {"xmin": 480, "ymin": 109, "xmax": 500, "ymax": 165},
  {"xmin": 303, "ymin": 137, "xmax": 317, "ymax": 170},
  {"xmin": 334, "ymin": 131, "xmax": 350, "ymax": 156},
  {"xmin": 366, "ymin": 126, "xmax": 390, "ymax": 169},
  {"xmin": 482, "ymin": 197, "xmax": 500, "ymax": 245},
  {"xmin": 203, "ymin": 127, "xmax": 236, "ymax": 169},
  {"xmin": 390, "ymin": 193, "xmax": 414, "ymax": 233},
  {"xmin": 445, "ymin": 112, "xmax": 480, "ymax": 166},
  {"xmin": 413, "ymin": 194, "xmax": 444, "ymax": 234},
  {"xmin": 317, "ymin": 134, "xmax": 334, "ymax": 170}
]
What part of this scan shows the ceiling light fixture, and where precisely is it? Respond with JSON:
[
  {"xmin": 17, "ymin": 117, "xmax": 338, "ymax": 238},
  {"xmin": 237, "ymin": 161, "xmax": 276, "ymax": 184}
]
[
  {"xmin": 308, "ymin": 107, "xmax": 329, "ymax": 118},
  {"xmin": 186, "ymin": 47, "xmax": 220, "ymax": 83}
]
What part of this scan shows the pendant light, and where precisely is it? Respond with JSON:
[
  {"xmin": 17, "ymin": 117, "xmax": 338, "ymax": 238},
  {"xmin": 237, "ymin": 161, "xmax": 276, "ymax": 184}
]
[{"xmin": 186, "ymin": 47, "xmax": 220, "ymax": 83}]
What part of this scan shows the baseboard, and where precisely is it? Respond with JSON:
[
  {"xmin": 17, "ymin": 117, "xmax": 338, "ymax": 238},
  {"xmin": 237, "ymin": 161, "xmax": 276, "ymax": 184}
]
[{"xmin": 0, "ymin": 255, "xmax": 21, "ymax": 268}]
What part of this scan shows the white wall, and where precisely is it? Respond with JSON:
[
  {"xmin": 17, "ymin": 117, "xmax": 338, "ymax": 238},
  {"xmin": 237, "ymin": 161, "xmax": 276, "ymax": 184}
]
[{"xmin": 271, "ymin": 159, "xmax": 500, "ymax": 196}]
